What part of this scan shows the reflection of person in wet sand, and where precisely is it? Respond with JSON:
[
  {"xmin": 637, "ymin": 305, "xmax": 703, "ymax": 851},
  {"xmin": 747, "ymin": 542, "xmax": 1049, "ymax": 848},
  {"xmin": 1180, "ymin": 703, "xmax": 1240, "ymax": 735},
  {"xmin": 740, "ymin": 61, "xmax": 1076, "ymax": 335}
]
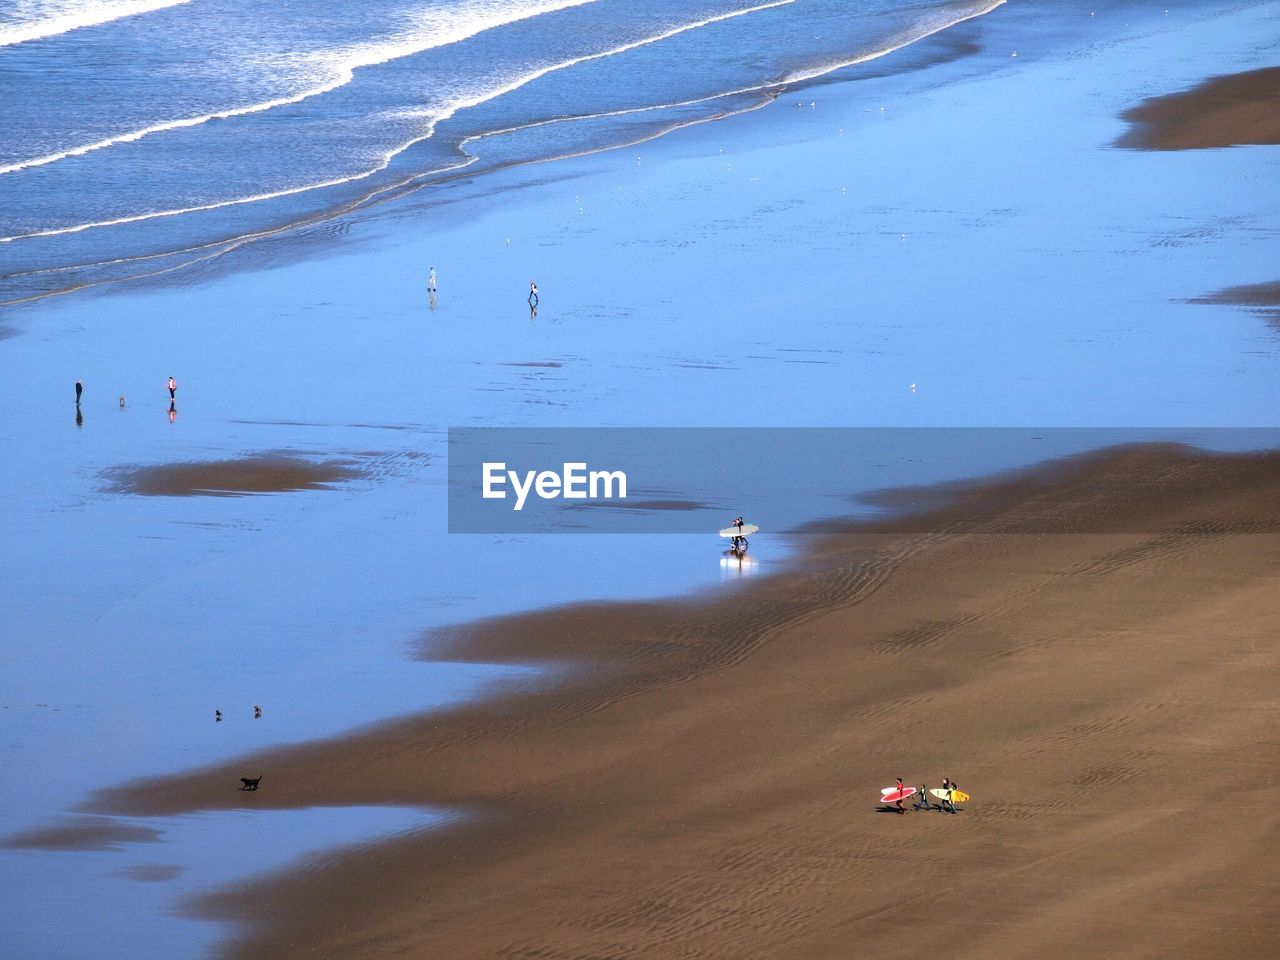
[{"xmin": 168, "ymin": 401, "xmax": 177, "ymax": 423}]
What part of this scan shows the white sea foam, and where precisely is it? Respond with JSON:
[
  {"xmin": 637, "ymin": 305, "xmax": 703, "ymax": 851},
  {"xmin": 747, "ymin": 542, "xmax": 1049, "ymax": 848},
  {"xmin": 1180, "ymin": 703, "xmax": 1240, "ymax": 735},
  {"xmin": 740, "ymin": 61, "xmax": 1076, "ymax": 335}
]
[
  {"xmin": 0, "ymin": 0, "xmax": 601, "ymax": 178},
  {"xmin": 0, "ymin": 0, "xmax": 793, "ymax": 243},
  {"xmin": 0, "ymin": 0, "xmax": 191, "ymax": 48},
  {"xmin": 778, "ymin": 0, "xmax": 1006, "ymax": 86},
  {"xmin": 464, "ymin": 0, "xmax": 1010, "ymax": 180},
  {"xmin": 0, "ymin": 0, "xmax": 1004, "ymax": 248},
  {"xmin": 0, "ymin": 0, "xmax": 1007, "ymax": 302},
  {"xmin": 459, "ymin": 1, "xmax": 1006, "ymax": 164}
]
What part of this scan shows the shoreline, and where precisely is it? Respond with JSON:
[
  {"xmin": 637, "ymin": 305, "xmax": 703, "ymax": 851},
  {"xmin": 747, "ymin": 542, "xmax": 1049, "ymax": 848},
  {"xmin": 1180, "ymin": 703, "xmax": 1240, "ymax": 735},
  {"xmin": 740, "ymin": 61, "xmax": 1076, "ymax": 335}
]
[
  {"xmin": 10, "ymin": 9, "xmax": 1276, "ymax": 315},
  {"xmin": 78, "ymin": 443, "xmax": 1280, "ymax": 958},
  {"xmin": 0, "ymin": 1, "xmax": 1011, "ymax": 311}
]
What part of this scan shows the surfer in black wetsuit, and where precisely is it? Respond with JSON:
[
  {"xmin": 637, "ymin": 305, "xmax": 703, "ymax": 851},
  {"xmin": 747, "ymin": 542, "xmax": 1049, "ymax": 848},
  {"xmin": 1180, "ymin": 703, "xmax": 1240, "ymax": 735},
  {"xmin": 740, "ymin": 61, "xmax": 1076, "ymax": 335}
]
[{"xmin": 914, "ymin": 783, "xmax": 931, "ymax": 810}]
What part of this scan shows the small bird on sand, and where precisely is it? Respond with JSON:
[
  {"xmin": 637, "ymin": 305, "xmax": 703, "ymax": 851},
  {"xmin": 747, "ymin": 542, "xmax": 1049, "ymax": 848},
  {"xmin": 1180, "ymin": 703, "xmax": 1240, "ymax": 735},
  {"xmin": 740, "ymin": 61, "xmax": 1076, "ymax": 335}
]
[
  {"xmin": 254, "ymin": 705, "xmax": 262, "ymax": 718},
  {"xmin": 215, "ymin": 710, "xmax": 222, "ymax": 722}
]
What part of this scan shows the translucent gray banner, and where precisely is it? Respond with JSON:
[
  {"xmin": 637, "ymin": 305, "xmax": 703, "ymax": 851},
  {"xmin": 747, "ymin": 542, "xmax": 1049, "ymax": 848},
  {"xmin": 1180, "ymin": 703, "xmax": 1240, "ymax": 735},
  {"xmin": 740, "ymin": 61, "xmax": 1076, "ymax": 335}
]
[{"xmin": 447, "ymin": 428, "xmax": 1280, "ymax": 534}]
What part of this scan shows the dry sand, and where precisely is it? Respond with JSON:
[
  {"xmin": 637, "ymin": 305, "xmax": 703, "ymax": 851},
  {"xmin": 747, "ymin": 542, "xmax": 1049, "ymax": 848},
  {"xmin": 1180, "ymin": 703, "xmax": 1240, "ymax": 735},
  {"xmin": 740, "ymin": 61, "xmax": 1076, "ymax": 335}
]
[
  {"xmin": 77, "ymin": 445, "xmax": 1280, "ymax": 959},
  {"xmin": 1118, "ymin": 66, "xmax": 1280, "ymax": 150}
]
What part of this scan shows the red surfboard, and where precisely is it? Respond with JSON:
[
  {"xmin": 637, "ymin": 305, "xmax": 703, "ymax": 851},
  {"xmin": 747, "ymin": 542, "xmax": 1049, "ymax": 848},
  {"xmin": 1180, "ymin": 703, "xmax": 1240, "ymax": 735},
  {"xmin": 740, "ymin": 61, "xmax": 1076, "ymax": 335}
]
[{"xmin": 880, "ymin": 786, "xmax": 916, "ymax": 804}]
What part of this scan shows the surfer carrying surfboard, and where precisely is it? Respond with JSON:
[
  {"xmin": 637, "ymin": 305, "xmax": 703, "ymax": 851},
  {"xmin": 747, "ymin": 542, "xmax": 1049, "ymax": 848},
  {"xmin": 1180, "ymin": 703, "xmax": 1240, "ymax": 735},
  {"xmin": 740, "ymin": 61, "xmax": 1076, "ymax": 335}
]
[
  {"xmin": 720, "ymin": 518, "xmax": 757, "ymax": 555},
  {"xmin": 938, "ymin": 777, "xmax": 959, "ymax": 813},
  {"xmin": 894, "ymin": 778, "xmax": 906, "ymax": 813}
]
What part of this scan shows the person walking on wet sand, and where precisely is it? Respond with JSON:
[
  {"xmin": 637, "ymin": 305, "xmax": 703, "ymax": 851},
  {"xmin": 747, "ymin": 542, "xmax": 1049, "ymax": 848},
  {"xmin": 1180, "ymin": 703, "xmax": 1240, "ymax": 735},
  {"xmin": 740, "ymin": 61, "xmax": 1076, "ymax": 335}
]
[
  {"xmin": 75, "ymin": 379, "xmax": 83, "ymax": 405},
  {"xmin": 894, "ymin": 777, "xmax": 907, "ymax": 814},
  {"xmin": 428, "ymin": 266, "xmax": 437, "ymax": 294},
  {"xmin": 940, "ymin": 777, "xmax": 955, "ymax": 813},
  {"xmin": 167, "ymin": 376, "xmax": 177, "ymax": 401},
  {"xmin": 914, "ymin": 783, "xmax": 931, "ymax": 811},
  {"xmin": 528, "ymin": 281, "xmax": 539, "ymax": 307}
]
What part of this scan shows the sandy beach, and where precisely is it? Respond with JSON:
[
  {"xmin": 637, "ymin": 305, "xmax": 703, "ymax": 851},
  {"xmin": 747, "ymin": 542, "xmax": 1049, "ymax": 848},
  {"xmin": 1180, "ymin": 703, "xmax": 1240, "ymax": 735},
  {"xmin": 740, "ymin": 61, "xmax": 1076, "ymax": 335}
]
[
  {"xmin": 2, "ymin": 1, "xmax": 1279, "ymax": 957},
  {"xmin": 74, "ymin": 445, "xmax": 1280, "ymax": 958}
]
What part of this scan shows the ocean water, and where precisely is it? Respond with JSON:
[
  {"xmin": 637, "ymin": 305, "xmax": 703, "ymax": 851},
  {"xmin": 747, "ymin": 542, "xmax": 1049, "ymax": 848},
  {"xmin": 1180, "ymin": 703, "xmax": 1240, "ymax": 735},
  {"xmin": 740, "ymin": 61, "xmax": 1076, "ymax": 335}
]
[{"xmin": 0, "ymin": 0, "xmax": 1004, "ymax": 303}]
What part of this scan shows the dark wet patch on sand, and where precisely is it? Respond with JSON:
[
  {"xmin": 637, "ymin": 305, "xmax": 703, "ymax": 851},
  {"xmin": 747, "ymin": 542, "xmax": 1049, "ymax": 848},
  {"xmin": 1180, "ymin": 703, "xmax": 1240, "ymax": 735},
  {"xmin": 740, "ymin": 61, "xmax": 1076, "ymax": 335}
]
[
  {"xmin": 3, "ymin": 816, "xmax": 162, "ymax": 851},
  {"xmin": 104, "ymin": 453, "xmax": 365, "ymax": 497},
  {"xmin": 1117, "ymin": 67, "xmax": 1280, "ymax": 150},
  {"xmin": 1187, "ymin": 280, "xmax": 1280, "ymax": 329},
  {"xmin": 500, "ymin": 361, "xmax": 564, "ymax": 368},
  {"xmin": 113, "ymin": 863, "xmax": 185, "ymax": 882}
]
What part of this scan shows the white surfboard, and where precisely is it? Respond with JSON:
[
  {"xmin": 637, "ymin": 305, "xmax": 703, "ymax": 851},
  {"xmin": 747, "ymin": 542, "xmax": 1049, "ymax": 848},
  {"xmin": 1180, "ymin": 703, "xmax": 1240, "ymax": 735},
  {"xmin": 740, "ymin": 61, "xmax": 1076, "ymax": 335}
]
[{"xmin": 719, "ymin": 523, "xmax": 759, "ymax": 538}]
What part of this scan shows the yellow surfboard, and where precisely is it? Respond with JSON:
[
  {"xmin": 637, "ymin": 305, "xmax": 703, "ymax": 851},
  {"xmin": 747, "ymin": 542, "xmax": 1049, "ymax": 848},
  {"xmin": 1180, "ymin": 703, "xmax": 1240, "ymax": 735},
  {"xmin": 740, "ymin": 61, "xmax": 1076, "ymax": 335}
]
[{"xmin": 928, "ymin": 789, "xmax": 970, "ymax": 803}]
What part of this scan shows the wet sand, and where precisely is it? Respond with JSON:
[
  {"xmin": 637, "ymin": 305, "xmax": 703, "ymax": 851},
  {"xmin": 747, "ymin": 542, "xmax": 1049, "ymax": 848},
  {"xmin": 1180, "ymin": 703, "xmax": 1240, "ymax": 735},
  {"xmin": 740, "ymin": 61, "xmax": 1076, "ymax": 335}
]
[
  {"xmin": 1118, "ymin": 66, "xmax": 1280, "ymax": 150},
  {"xmin": 82, "ymin": 445, "xmax": 1280, "ymax": 959},
  {"xmin": 103, "ymin": 454, "xmax": 365, "ymax": 497},
  {"xmin": 3, "ymin": 816, "xmax": 162, "ymax": 852},
  {"xmin": 1190, "ymin": 280, "xmax": 1280, "ymax": 330}
]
